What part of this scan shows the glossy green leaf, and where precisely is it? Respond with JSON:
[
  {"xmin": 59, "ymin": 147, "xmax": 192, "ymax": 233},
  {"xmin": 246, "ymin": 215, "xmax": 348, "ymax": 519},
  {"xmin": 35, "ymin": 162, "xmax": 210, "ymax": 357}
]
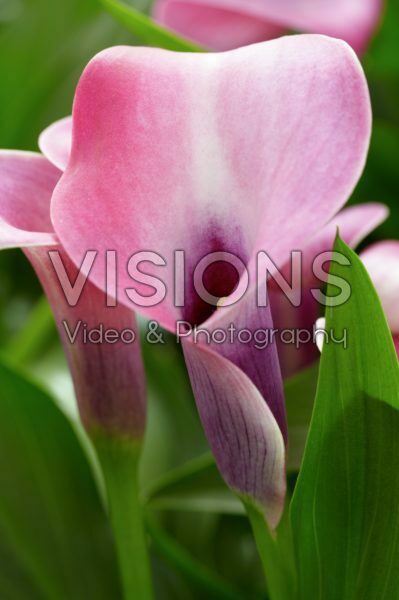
[
  {"xmin": 99, "ymin": 0, "xmax": 204, "ymax": 51},
  {"xmin": 291, "ymin": 236, "xmax": 399, "ymax": 600},
  {"xmin": 0, "ymin": 359, "xmax": 121, "ymax": 598}
]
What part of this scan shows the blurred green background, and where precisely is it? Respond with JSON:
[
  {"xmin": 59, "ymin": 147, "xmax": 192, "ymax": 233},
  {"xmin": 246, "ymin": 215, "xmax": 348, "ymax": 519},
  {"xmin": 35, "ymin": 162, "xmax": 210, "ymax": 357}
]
[{"xmin": 0, "ymin": 1, "xmax": 397, "ymax": 597}]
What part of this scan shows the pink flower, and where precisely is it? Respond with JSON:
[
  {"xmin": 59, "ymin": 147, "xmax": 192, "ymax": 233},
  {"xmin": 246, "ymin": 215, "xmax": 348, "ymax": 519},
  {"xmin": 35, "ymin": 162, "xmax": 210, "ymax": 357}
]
[
  {"xmin": 49, "ymin": 36, "xmax": 371, "ymax": 526},
  {"xmin": 361, "ymin": 241, "xmax": 399, "ymax": 355},
  {"xmin": 0, "ymin": 148, "xmax": 146, "ymax": 440},
  {"xmin": 153, "ymin": 0, "xmax": 383, "ymax": 53}
]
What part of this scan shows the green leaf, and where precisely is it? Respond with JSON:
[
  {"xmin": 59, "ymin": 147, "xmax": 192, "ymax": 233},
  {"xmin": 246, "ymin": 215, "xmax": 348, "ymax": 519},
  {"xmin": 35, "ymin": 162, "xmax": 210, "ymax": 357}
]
[
  {"xmin": 99, "ymin": 0, "xmax": 204, "ymax": 51},
  {"xmin": 291, "ymin": 235, "xmax": 399, "ymax": 600},
  {"xmin": 0, "ymin": 534, "xmax": 43, "ymax": 600},
  {"xmin": 0, "ymin": 359, "xmax": 121, "ymax": 598}
]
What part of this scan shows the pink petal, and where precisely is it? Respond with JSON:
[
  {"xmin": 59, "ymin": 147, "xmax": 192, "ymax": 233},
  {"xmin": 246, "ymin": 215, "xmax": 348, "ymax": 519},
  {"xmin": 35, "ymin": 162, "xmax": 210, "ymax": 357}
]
[
  {"xmin": 361, "ymin": 241, "xmax": 399, "ymax": 335},
  {"xmin": 183, "ymin": 338, "xmax": 286, "ymax": 528},
  {"xmin": 0, "ymin": 151, "xmax": 59, "ymax": 249},
  {"xmin": 25, "ymin": 246, "xmax": 147, "ymax": 438},
  {"xmin": 154, "ymin": 0, "xmax": 382, "ymax": 53},
  {"xmin": 52, "ymin": 37, "xmax": 371, "ymax": 332},
  {"xmin": 299, "ymin": 203, "xmax": 389, "ymax": 289},
  {"xmin": 154, "ymin": 0, "xmax": 285, "ymax": 51},
  {"xmin": 271, "ymin": 203, "xmax": 388, "ymax": 378},
  {"xmin": 39, "ymin": 117, "xmax": 73, "ymax": 171}
]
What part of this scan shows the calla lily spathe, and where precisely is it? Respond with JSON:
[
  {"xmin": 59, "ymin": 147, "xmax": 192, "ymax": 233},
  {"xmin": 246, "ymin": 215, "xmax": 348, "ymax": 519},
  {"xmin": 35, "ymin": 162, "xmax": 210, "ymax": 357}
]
[
  {"xmin": 0, "ymin": 149, "xmax": 146, "ymax": 440},
  {"xmin": 41, "ymin": 119, "xmax": 389, "ymax": 380},
  {"xmin": 49, "ymin": 36, "xmax": 371, "ymax": 526},
  {"xmin": 153, "ymin": 0, "xmax": 382, "ymax": 53}
]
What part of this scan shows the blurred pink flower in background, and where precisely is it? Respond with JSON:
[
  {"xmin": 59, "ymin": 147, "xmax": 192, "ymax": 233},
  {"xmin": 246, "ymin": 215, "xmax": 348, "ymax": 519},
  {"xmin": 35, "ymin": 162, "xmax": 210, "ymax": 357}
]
[
  {"xmin": 361, "ymin": 241, "xmax": 399, "ymax": 355},
  {"xmin": 153, "ymin": 0, "xmax": 383, "ymax": 53}
]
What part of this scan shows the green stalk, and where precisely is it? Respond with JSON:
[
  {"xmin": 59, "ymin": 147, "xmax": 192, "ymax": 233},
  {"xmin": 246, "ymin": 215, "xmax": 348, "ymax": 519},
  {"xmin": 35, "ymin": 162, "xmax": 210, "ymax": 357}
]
[
  {"xmin": 244, "ymin": 501, "xmax": 296, "ymax": 600},
  {"xmin": 92, "ymin": 433, "xmax": 153, "ymax": 600}
]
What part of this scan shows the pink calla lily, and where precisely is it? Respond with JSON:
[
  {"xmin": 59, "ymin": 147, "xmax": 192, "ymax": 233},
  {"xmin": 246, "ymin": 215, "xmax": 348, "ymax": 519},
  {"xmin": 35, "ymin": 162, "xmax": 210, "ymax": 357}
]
[
  {"xmin": 40, "ymin": 117, "xmax": 388, "ymax": 381},
  {"xmin": 361, "ymin": 241, "xmax": 399, "ymax": 355},
  {"xmin": 50, "ymin": 36, "xmax": 371, "ymax": 526},
  {"xmin": 153, "ymin": 0, "xmax": 383, "ymax": 53},
  {"xmin": 0, "ymin": 149, "xmax": 146, "ymax": 439}
]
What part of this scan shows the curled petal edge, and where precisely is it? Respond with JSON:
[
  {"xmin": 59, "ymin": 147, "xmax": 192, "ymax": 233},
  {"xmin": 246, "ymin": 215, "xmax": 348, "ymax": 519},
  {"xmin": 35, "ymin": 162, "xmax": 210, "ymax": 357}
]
[{"xmin": 182, "ymin": 338, "xmax": 286, "ymax": 529}]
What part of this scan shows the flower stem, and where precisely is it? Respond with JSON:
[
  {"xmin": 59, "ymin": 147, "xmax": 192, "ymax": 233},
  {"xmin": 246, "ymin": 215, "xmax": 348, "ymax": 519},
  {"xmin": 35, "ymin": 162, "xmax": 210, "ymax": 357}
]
[
  {"xmin": 92, "ymin": 433, "xmax": 153, "ymax": 600},
  {"xmin": 244, "ymin": 501, "xmax": 296, "ymax": 600}
]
